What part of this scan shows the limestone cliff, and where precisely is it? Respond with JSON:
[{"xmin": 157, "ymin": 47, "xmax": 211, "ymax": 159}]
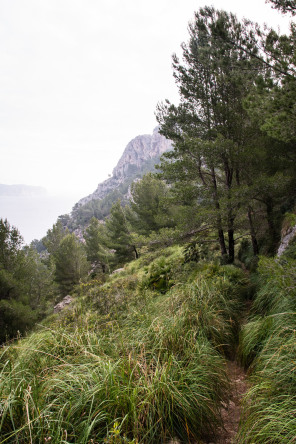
[{"xmin": 77, "ymin": 127, "xmax": 172, "ymax": 207}]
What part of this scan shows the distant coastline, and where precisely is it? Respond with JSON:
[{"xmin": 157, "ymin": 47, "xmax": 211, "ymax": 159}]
[
  {"xmin": 0, "ymin": 184, "xmax": 47, "ymax": 197},
  {"xmin": 0, "ymin": 194, "xmax": 75, "ymax": 244}
]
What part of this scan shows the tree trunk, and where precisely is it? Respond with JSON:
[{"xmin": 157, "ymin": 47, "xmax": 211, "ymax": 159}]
[
  {"xmin": 223, "ymin": 157, "xmax": 235, "ymax": 262},
  {"xmin": 211, "ymin": 166, "xmax": 228, "ymax": 257},
  {"xmin": 247, "ymin": 207, "xmax": 259, "ymax": 256},
  {"xmin": 228, "ymin": 224, "xmax": 235, "ymax": 263},
  {"xmin": 227, "ymin": 206, "xmax": 235, "ymax": 263},
  {"xmin": 265, "ymin": 197, "xmax": 279, "ymax": 251},
  {"xmin": 217, "ymin": 227, "xmax": 227, "ymax": 257}
]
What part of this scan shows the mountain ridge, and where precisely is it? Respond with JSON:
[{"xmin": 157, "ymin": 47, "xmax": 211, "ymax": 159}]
[{"xmin": 77, "ymin": 127, "xmax": 172, "ymax": 207}]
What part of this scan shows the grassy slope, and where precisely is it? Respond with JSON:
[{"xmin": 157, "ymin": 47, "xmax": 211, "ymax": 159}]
[
  {"xmin": 0, "ymin": 246, "xmax": 248, "ymax": 443},
  {"xmin": 239, "ymin": 252, "xmax": 296, "ymax": 443}
]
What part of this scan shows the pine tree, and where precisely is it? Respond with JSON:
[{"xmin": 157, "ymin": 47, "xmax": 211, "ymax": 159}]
[
  {"xmin": 106, "ymin": 201, "xmax": 138, "ymax": 267},
  {"xmin": 129, "ymin": 173, "xmax": 176, "ymax": 235},
  {"xmin": 84, "ymin": 217, "xmax": 110, "ymax": 274},
  {"xmin": 267, "ymin": 0, "xmax": 296, "ymax": 14},
  {"xmin": 0, "ymin": 219, "xmax": 57, "ymax": 342},
  {"xmin": 54, "ymin": 234, "xmax": 89, "ymax": 295},
  {"xmin": 156, "ymin": 7, "xmax": 262, "ymax": 262},
  {"xmin": 43, "ymin": 220, "xmax": 68, "ymax": 258}
]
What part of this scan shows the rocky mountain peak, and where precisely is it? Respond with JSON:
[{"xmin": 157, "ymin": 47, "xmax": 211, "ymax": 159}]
[{"xmin": 77, "ymin": 127, "xmax": 172, "ymax": 207}]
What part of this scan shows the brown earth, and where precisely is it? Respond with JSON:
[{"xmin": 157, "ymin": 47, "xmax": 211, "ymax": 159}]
[
  {"xmin": 207, "ymin": 360, "xmax": 248, "ymax": 444},
  {"xmin": 169, "ymin": 359, "xmax": 249, "ymax": 444}
]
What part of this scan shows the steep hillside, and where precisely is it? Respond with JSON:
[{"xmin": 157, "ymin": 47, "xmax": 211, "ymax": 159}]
[
  {"xmin": 69, "ymin": 127, "xmax": 172, "ymax": 228},
  {"xmin": 0, "ymin": 246, "xmax": 249, "ymax": 443}
]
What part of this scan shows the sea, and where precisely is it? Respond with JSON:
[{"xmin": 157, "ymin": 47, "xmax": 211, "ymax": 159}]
[{"xmin": 0, "ymin": 195, "xmax": 77, "ymax": 245}]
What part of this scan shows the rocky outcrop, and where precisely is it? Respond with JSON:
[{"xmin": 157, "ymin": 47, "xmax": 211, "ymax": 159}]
[
  {"xmin": 77, "ymin": 127, "xmax": 172, "ymax": 206},
  {"xmin": 277, "ymin": 224, "xmax": 296, "ymax": 256},
  {"xmin": 54, "ymin": 295, "xmax": 73, "ymax": 313}
]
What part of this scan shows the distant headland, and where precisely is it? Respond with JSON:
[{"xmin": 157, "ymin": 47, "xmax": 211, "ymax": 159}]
[{"xmin": 0, "ymin": 184, "xmax": 47, "ymax": 197}]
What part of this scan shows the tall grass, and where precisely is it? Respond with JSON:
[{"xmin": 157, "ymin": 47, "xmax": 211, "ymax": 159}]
[
  {"xmin": 0, "ymin": 331, "xmax": 226, "ymax": 442},
  {"xmin": 239, "ymin": 256, "xmax": 296, "ymax": 443},
  {"xmin": 0, "ymin": 254, "xmax": 246, "ymax": 443}
]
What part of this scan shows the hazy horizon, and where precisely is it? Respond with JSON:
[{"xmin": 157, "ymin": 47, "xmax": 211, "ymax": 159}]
[
  {"xmin": 0, "ymin": 0, "xmax": 290, "ymax": 198},
  {"xmin": 0, "ymin": 194, "xmax": 77, "ymax": 244}
]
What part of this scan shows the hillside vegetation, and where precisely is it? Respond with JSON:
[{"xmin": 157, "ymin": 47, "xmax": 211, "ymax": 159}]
[
  {"xmin": 1, "ymin": 1, "xmax": 296, "ymax": 442},
  {"xmin": 0, "ymin": 248, "xmax": 249, "ymax": 443}
]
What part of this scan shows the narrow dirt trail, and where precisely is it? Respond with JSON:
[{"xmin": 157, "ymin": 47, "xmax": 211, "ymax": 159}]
[
  {"xmin": 205, "ymin": 296, "xmax": 252, "ymax": 443},
  {"xmin": 207, "ymin": 360, "xmax": 248, "ymax": 443}
]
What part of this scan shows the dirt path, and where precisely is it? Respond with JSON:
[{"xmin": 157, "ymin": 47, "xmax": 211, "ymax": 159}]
[
  {"xmin": 208, "ymin": 360, "xmax": 248, "ymax": 443},
  {"xmin": 169, "ymin": 359, "xmax": 248, "ymax": 444}
]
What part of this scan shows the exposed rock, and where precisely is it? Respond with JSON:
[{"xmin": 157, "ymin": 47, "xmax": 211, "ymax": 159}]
[
  {"xmin": 277, "ymin": 224, "xmax": 296, "ymax": 256},
  {"xmin": 112, "ymin": 268, "xmax": 125, "ymax": 274},
  {"xmin": 54, "ymin": 295, "xmax": 73, "ymax": 313},
  {"xmin": 77, "ymin": 127, "xmax": 172, "ymax": 207}
]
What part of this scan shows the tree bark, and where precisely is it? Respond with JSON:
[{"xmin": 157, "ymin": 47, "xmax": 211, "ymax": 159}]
[
  {"xmin": 211, "ymin": 166, "xmax": 228, "ymax": 257},
  {"xmin": 218, "ymin": 228, "xmax": 228, "ymax": 257},
  {"xmin": 228, "ymin": 223, "xmax": 235, "ymax": 263},
  {"xmin": 265, "ymin": 197, "xmax": 279, "ymax": 249},
  {"xmin": 247, "ymin": 207, "xmax": 259, "ymax": 255},
  {"xmin": 224, "ymin": 158, "xmax": 235, "ymax": 263},
  {"xmin": 133, "ymin": 245, "xmax": 139, "ymax": 259}
]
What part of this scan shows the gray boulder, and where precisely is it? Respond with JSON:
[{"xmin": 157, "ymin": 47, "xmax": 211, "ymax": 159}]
[{"xmin": 54, "ymin": 295, "xmax": 73, "ymax": 313}]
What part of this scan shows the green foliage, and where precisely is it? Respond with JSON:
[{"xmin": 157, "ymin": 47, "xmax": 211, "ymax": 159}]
[
  {"xmin": 54, "ymin": 234, "xmax": 89, "ymax": 295},
  {"xmin": 85, "ymin": 272, "xmax": 140, "ymax": 316},
  {"xmin": 242, "ymin": 22, "xmax": 296, "ymax": 246},
  {"xmin": 154, "ymin": 5, "xmax": 296, "ymax": 261},
  {"xmin": 0, "ymin": 218, "xmax": 23, "ymax": 271},
  {"xmin": 0, "ymin": 254, "xmax": 247, "ymax": 443},
  {"xmin": 143, "ymin": 256, "xmax": 175, "ymax": 292},
  {"xmin": 104, "ymin": 422, "xmax": 138, "ymax": 443},
  {"xmin": 129, "ymin": 173, "xmax": 176, "ymax": 235},
  {"xmin": 267, "ymin": 0, "xmax": 296, "ymax": 14},
  {"xmin": 0, "ymin": 219, "xmax": 57, "ymax": 342},
  {"xmin": 239, "ymin": 256, "xmax": 296, "ymax": 442},
  {"xmin": 42, "ymin": 219, "xmax": 68, "ymax": 258},
  {"xmin": 30, "ymin": 237, "xmax": 46, "ymax": 253},
  {"xmin": 71, "ymin": 189, "xmax": 123, "ymax": 228},
  {"xmin": 0, "ymin": 298, "xmax": 38, "ymax": 340},
  {"xmin": 106, "ymin": 201, "xmax": 137, "ymax": 267},
  {"xmin": 238, "ymin": 239, "xmax": 259, "ymax": 271},
  {"xmin": 84, "ymin": 217, "xmax": 110, "ymax": 274},
  {"xmin": 140, "ymin": 248, "xmax": 184, "ymax": 292},
  {"xmin": 156, "ymin": 7, "xmax": 267, "ymax": 262},
  {"xmin": 183, "ymin": 240, "xmax": 211, "ymax": 263}
]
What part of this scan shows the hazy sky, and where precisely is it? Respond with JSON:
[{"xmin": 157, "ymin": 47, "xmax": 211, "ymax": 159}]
[{"xmin": 0, "ymin": 0, "xmax": 291, "ymax": 201}]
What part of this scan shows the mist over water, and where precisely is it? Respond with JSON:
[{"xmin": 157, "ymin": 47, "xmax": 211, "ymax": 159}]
[{"xmin": 0, "ymin": 195, "xmax": 76, "ymax": 244}]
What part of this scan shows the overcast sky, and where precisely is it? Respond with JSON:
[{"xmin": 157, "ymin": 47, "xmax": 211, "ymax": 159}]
[{"xmin": 0, "ymin": 0, "xmax": 291, "ymax": 201}]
